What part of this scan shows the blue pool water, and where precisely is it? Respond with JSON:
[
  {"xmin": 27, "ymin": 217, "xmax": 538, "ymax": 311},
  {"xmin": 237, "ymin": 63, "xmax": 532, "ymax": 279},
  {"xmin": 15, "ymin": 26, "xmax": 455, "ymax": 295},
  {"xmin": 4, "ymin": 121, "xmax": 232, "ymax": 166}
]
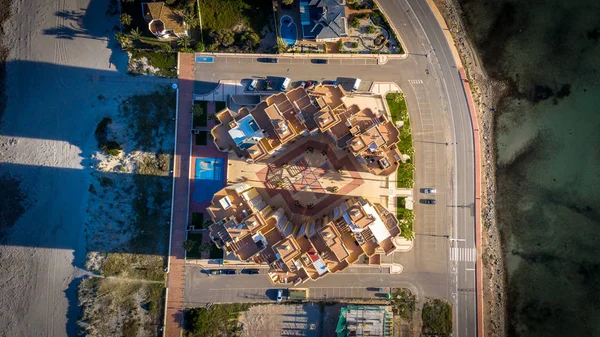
[
  {"xmin": 280, "ymin": 15, "xmax": 298, "ymax": 47},
  {"xmin": 192, "ymin": 158, "xmax": 224, "ymax": 204}
]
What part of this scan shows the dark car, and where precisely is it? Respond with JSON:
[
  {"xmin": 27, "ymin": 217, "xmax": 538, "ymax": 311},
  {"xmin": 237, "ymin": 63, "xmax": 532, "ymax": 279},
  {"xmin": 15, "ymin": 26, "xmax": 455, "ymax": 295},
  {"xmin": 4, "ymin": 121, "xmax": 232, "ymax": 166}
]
[
  {"xmin": 247, "ymin": 269, "xmax": 260, "ymax": 274},
  {"xmin": 258, "ymin": 57, "xmax": 278, "ymax": 63},
  {"xmin": 222, "ymin": 269, "xmax": 238, "ymax": 275},
  {"xmin": 311, "ymin": 59, "xmax": 328, "ymax": 64},
  {"xmin": 209, "ymin": 270, "xmax": 222, "ymax": 275},
  {"xmin": 322, "ymin": 80, "xmax": 338, "ymax": 85},
  {"xmin": 423, "ymin": 199, "xmax": 437, "ymax": 205}
]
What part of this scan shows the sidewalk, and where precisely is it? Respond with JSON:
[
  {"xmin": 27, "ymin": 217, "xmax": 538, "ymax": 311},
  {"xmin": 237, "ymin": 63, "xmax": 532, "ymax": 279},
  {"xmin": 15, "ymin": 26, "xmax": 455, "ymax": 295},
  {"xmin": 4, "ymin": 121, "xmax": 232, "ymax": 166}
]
[{"xmin": 164, "ymin": 53, "xmax": 194, "ymax": 337}]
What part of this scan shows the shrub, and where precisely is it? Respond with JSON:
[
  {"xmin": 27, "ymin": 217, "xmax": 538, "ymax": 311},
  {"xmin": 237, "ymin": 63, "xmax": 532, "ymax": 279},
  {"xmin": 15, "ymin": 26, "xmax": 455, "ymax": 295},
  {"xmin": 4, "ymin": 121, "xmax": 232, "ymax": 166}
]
[
  {"xmin": 195, "ymin": 41, "xmax": 205, "ymax": 52},
  {"xmin": 102, "ymin": 141, "xmax": 122, "ymax": 156},
  {"xmin": 365, "ymin": 25, "xmax": 375, "ymax": 34},
  {"xmin": 241, "ymin": 30, "xmax": 260, "ymax": 50},
  {"xmin": 350, "ymin": 17, "xmax": 360, "ymax": 28},
  {"xmin": 422, "ymin": 299, "xmax": 452, "ymax": 335},
  {"xmin": 351, "ymin": 41, "xmax": 359, "ymax": 48}
]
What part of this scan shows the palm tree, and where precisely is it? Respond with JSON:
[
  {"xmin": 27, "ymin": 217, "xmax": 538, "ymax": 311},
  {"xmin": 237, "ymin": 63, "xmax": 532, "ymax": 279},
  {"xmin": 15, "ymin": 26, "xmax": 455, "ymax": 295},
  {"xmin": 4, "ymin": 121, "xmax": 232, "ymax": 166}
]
[
  {"xmin": 183, "ymin": 10, "xmax": 198, "ymax": 28},
  {"xmin": 120, "ymin": 13, "xmax": 132, "ymax": 26},
  {"xmin": 128, "ymin": 27, "xmax": 142, "ymax": 41},
  {"xmin": 115, "ymin": 33, "xmax": 132, "ymax": 49},
  {"xmin": 177, "ymin": 35, "xmax": 192, "ymax": 49}
]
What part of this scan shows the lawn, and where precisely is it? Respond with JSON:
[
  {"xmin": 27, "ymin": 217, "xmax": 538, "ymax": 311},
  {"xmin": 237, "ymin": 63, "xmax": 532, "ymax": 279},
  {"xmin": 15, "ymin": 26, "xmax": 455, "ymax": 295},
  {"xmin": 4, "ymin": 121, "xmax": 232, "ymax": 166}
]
[
  {"xmin": 192, "ymin": 101, "xmax": 208, "ymax": 128},
  {"xmin": 195, "ymin": 131, "xmax": 208, "ymax": 146},
  {"xmin": 422, "ymin": 298, "xmax": 452, "ymax": 335},
  {"xmin": 396, "ymin": 197, "xmax": 414, "ymax": 240},
  {"xmin": 186, "ymin": 303, "xmax": 254, "ymax": 337},
  {"xmin": 387, "ymin": 93, "xmax": 414, "ymax": 188},
  {"xmin": 186, "ymin": 232, "xmax": 204, "ymax": 260}
]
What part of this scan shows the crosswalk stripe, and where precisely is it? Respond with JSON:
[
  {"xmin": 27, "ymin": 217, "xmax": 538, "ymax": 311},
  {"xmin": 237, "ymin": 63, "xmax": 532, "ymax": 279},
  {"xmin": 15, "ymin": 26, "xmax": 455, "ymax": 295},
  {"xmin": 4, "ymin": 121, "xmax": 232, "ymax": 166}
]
[{"xmin": 450, "ymin": 248, "xmax": 477, "ymax": 262}]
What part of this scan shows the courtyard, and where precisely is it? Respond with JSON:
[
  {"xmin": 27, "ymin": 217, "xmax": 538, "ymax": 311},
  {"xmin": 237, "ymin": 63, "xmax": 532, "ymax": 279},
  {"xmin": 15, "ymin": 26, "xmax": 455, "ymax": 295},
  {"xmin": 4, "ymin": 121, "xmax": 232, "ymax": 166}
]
[{"xmin": 227, "ymin": 133, "xmax": 390, "ymax": 224}]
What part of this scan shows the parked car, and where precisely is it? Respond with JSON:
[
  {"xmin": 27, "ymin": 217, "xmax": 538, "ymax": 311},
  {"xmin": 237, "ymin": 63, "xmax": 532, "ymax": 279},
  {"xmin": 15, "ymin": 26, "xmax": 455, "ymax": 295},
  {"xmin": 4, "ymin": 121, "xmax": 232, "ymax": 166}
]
[
  {"xmin": 423, "ymin": 188, "xmax": 437, "ymax": 194},
  {"xmin": 423, "ymin": 199, "xmax": 437, "ymax": 205},
  {"xmin": 209, "ymin": 270, "xmax": 222, "ymax": 275},
  {"xmin": 258, "ymin": 57, "xmax": 278, "ymax": 63},
  {"xmin": 223, "ymin": 269, "xmax": 237, "ymax": 275},
  {"xmin": 276, "ymin": 289, "xmax": 283, "ymax": 302},
  {"xmin": 242, "ymin": 269, "xmax": 260, "ymax": 274},
  {"xmin": 297, "ymin": 81, "xmax": 306, "ymax": 88},
  {"xmin": 311, "ymin": 59, "xmax": 328, "ymax": 64},
  {"xmin": 322, "ymin": 80, "xmax": 338, "ymax": 85},
  {"xmin": 247, "ymin": 79, "xmax": 258, "ymax": 91}
]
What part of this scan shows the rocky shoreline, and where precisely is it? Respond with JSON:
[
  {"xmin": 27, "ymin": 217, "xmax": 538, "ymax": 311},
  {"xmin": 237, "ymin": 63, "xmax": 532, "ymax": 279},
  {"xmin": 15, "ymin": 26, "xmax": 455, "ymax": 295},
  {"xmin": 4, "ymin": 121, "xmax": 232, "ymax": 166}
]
[{"xmin": 432, "ymin": 0, "xmax": 508, "ymax": 335}]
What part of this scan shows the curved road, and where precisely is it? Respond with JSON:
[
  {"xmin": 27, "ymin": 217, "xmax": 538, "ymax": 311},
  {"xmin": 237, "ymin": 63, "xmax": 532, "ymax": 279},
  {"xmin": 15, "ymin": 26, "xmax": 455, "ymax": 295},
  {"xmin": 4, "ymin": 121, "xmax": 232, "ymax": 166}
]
[{"xmin": 378, "ymin": 0, "xmax": 477, "ymax": 335}]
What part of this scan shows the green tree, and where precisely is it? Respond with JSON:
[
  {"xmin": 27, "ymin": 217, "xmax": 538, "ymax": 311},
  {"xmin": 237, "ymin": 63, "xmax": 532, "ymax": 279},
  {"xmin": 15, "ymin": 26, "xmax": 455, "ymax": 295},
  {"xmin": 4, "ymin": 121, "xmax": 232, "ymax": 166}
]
[
  {"xmin": 128, "ymin": 27, "xmax": 142, "ymax": 41},
  {"xmin": 350, "ymin": 16, "xmax": 360, "ymax": 28},
  {"xmin": 115, "ymin": 32, "xmax": 132, "ymax": 48},
  {"xmin": 241, "ymin": 30, "xmax": 260, "ymax": 50},
  {"xmin": 195, "ymin": 41, "xmax": 205, "ymax": 52},
  {"xmin": 365, "ymin": 25, "xmax": 375, "ymax": 34},
  {"xmin": 182, "ymin": 240, "xmax": 196, "ymax": 252},
  {"xmin": 282, "ymin": 0, "xmax": 294, "ymax": 5},
  {"xmin": 177, "ymin": 35, "xmax": 192, "ymax": 49},
  {"xmin": 210, "ymin": 29, "xmax": 235, "ymax": 47},
  {"xmin": 120, "ymin": 13, "xmax": 132, "ymax": 26}
]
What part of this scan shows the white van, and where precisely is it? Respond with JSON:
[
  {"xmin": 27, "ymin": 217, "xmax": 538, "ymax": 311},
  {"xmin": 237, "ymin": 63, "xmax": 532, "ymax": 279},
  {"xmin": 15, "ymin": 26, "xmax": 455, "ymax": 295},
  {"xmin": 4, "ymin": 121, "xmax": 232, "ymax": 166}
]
[
  {"xmin": 352, "ymin": 78, "xmax": 361, "ymax": 92},
  {"xmin": 280, "ymin": 78, "xmax": 291, "ymax": 91}
]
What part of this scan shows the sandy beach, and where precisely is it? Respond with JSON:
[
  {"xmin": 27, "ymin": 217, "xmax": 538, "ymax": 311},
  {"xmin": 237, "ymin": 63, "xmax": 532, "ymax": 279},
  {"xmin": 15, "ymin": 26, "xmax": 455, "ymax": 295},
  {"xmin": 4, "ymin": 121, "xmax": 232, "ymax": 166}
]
[
  {"xmin": 431, "ymin": 0, "xmax": 508, "ymax": 335},
  {"xmin": 0, "ymin": 0, "xmax": 149, "ymax": 335}
]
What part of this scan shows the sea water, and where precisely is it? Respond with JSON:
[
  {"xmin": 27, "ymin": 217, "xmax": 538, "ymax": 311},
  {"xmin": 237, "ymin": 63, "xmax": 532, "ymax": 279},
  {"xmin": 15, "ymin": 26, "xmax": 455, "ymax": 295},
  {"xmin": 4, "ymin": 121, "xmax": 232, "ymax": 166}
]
[{"xmin": 458, "ymin": 0, "xmax": 600, "ymax": 335}]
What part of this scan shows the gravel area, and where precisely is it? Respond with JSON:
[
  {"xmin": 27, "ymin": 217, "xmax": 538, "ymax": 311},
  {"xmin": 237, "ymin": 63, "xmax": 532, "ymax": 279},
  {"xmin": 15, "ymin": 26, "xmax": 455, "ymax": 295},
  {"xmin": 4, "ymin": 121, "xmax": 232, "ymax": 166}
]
[{"xmin": 239, "ymin": 304, "xmax": 322, "ymax": 337}]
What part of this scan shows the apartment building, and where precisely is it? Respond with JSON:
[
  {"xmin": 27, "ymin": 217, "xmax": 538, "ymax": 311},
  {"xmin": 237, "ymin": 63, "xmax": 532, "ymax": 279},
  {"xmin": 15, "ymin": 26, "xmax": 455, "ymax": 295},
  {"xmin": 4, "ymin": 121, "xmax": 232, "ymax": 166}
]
[
  {"xmin": 211, "ymin": 84, "xmax": 403, "ymax": 177},
  {"xmin": 207, "ymin": 183, "xmax": 401, "ymax": 285}
]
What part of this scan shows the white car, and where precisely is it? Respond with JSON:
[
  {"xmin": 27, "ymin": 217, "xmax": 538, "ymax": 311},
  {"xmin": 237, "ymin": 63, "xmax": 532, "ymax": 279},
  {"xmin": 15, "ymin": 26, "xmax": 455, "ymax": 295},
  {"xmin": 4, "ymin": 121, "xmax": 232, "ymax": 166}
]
[
  {"xmin": 423, "ymin": 188, "xmax": 437, "ymax": 194},
  {"xmin": 276, "ymin": 289, "xmax": 283, "ymax": 302}
]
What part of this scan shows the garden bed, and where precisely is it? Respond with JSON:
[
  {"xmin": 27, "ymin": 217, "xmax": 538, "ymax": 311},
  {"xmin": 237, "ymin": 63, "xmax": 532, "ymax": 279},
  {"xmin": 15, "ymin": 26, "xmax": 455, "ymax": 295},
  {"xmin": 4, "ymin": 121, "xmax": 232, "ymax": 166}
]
[
  {"xmin": 396, "ymin": 197, "xmax": 414, "ymax": 240},
  {"xmin": 387, "ymin": 93, "xmax": 414, "ymax": 188}
]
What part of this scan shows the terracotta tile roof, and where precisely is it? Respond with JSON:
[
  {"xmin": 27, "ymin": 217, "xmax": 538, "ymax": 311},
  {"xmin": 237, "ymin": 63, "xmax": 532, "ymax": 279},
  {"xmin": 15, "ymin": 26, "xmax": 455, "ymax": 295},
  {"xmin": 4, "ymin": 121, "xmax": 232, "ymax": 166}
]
[{"xmin": 142, "ymin": 2, "xmax": 186, "ymax": 34}]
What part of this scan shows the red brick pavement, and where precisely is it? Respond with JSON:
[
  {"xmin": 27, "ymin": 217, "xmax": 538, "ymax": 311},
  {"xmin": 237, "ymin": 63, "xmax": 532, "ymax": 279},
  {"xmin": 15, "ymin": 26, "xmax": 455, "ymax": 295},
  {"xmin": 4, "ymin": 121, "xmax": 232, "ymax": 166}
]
[
  {"xmin": 256, "ymin": 140, "xmax": 364, "ymax": 216},
  {"xmin": 164, "ymin": 53, "xmax": 194, "ymax": 337},
  {"xmin": 459, "ymin": 68, "xmax": 484, "ymax": 337}
]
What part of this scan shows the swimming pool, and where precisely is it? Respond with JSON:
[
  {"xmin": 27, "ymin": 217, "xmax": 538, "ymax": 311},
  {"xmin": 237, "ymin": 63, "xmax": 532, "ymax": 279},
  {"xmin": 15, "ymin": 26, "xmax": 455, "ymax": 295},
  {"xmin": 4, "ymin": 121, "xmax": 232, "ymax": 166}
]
[
  {"xmin": 192, "ymin": 158, "xmax": 224, "ymax": 204},
  {"xmin": 280, "ymin": 15, "xmax": 298, "ymax": 47}
]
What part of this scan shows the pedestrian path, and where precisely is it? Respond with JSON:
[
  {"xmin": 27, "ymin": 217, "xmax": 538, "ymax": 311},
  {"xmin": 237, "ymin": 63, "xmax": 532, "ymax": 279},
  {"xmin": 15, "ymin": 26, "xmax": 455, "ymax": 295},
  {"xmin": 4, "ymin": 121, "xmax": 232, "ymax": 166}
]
[
  {"xmin": 164, "ymin": 53, "xmax": 194, "ymax": 337},
  {"xmin": 450, "ymin": 247, "xmax": 477, "ymax": 262}
]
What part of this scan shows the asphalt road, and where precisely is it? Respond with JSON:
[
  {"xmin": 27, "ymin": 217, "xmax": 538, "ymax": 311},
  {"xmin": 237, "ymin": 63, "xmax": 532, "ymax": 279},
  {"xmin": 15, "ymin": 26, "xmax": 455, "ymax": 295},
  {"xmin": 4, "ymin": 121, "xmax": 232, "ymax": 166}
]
[{"xmin": 189, "ymin": 0, "xmax": 477, "ymax": 335}]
